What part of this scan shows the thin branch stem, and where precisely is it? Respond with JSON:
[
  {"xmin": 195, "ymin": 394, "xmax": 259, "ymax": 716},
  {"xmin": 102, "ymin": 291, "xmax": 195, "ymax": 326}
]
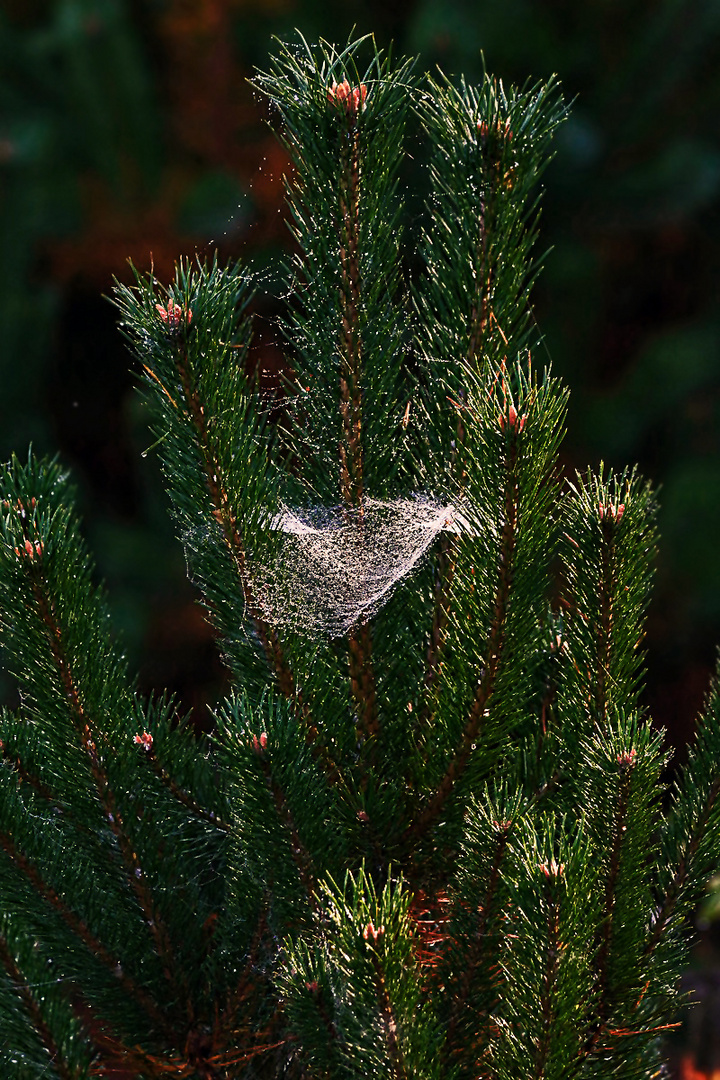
[
  {"xmin": 444, "ymin": 822, "xmax": 511, "ymax": 1068},
  {"xmin": 596, "ymin": 517, "xmax": 617, "ymax": 726},
  {"xmin": 0, "ymin": 932, "xmax": 76, "ymax": 1080},
  {"xmin": 645, "ymin": 774, "xmax": 720, "ymax": 957},
  {"xmin": 335, "ymin": 106, "xmax": 378, "ymax": 749},
  {"xmin": 406, "ymin": 439, "xmax": 519, "ymax": 845},
  {"xmin": 176, "ymin": 351, "xmax": 297, "ymax": 699},
  {"xmin": 0, "ymin": 830, "xmax": 170, "ymax": 1037},
  {"xmin": 260, "ymin": 757, "xmax": 317, "ymax": 906},
  {"xmin": 29, "ymin": 576, "xmax": 188, "ymax": 1013},
  {"xmin": 371, "ymin": 952, "xmax": 408, "ymax": 1080},
  {"xmin": 143, "ymin": 749, "xmax": 231, "ymax": 832},
  {"xmin": 582, "ymin": 755, "xmax": 635, "ymax": 1057},
  {"xmin": 533, "ymin": 880, "xmax": 561, "ymax": 1080}
]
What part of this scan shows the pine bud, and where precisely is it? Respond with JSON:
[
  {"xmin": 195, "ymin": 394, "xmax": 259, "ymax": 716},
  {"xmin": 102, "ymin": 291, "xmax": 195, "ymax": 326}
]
[
  {"xmin": 327, "ymin": 79, "xmax": 367, "ymax": 117},
  {"xmin": 498, "ymin": 404, "xmax": 527, "ymax": 433},
  {"xmin": 14, "ymin": 539, "xmax": 43, "ymax": 561},
  {"xmin": 252, "ymin": 732, "xmax": 268, "ymax": 754},
  {"xmin": 363, "ymin": 921, "xmax": 385, "ymax": 943},
  {"xmin": 599, "ymin": 501, "xmax": 625, "ymax": 523},
  {"xmin": 133, "ymin": 730, "xmax": 153, "ymax": 752},
  {"xmin": 156, "ymin": 299, "xmax": 192, "ymax": 329}
]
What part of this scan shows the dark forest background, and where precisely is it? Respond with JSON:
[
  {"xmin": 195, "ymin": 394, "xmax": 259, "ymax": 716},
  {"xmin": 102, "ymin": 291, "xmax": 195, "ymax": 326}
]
[{"xmin": 2, "ymin": 1, "xmax": 720, "ymax": 1070}]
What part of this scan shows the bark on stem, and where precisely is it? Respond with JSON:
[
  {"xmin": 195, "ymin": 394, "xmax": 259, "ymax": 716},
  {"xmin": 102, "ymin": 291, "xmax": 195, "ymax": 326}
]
[
  {"xmin": 407, "ymin": 439, "xmax": 519, "ymax": 845},
  {"xmin": 336, "ymin": 107, "xmax": 378, "ymax": 745},
  {"xmin": 0, "ymin": 932, "xmax": 75, "ymax": 1080}
]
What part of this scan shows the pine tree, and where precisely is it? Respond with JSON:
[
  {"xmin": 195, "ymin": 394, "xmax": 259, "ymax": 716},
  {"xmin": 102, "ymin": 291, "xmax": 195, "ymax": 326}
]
[{"xmin": 1, "ymin": 33, "xmax": 719, "ymax": 1080}]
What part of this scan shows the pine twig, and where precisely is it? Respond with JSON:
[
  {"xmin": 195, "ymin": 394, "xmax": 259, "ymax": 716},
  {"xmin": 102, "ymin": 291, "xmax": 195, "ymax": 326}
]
[
  {"xmin": 532, "ymin": 876, "xmax": 562, "ymax": 1080},
  {"xmin": 406, "ymin": 437, "xmax": 520, "ymax": 845},
  {"xmin": 582, "ymin": 753, "xmax": 636, "ymax": 1057},
  {"xmin": 645, "ymin": 774, "xmax": 720, "ymax": 956},
  {"xmin": 175, "ymin": 348, "xmax": 298, "ymax": 703},
  {"xmin": 141, "ymin": 746, "xmax": 231, "ymax": 832},
  {"xmin": 0, "ymin": 932, "xmax": 76, "ymax": 1080},
  {"xmin": 443, "ymin": 821, "xmax": 511, "ymax": 1070},
  {"xmin": 0, "ymin": 830, "xmax": 170, "ymax": 1038},
  {"xmin": 370, "ymin": 952, "xmax": 408, "ymax": 1080},
  {"xmin": 28, "ymin": 572, "xmax": 189, "ymax": 1014},
  {"xmin": 333, "ymin": 92, "xmax": 379, "ymax": 750}
]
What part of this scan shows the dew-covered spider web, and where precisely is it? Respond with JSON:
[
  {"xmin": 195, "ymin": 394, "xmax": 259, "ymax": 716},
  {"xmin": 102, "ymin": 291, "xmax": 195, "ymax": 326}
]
[{"xmin": 254, "ymin": 495, "xmax": 466, "ymax": 638}]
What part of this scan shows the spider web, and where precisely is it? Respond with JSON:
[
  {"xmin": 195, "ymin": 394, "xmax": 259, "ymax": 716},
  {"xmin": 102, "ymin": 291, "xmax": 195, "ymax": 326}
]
[{"xmin": 254, "ymin": 495, "xmax": 462, "ymax": 638}]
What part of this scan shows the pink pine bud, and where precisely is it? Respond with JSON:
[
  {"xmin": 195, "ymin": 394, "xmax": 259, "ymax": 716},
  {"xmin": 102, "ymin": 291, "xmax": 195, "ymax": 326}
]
[
  {"xmin": 599, "ymin": 502, "xmax": 625, "ymax": 523},
  {"xmin": 540, "ymin": 859, "xmax": 564, "ymax": 878},
  {"xmin": 156, "ymin": 299, "xmax": 192, "ymax": 328},
  {"xmin": 327, "ymin": 79, "xmax": 367, "ymax": 117},
  {"xmin": 357, "ymin": 810, "xmax": 370, "ymax": 823},
  {"xmin": 617, "ymin": 748, "xmax": 637, "ymax": 766},
  {"xmin": 15, "ymin": 539, "xmax": 43, "ymax": 561},
  {"xmin": 305, "ymin": 980, "xmax": 319, "ymax": 993},
  {"xmin": 499, "ymin": 405, "xmax": 527, "ymax": 433},
  {"xmin": 133, "ymin": 730, "xmax": 153, "ymax": 752},
  {"xmin": 477, "ymin": 118, "xmax": 513, "ymax": 142},
  {"xmin": 252, "ymin": 732, "xmax": 268, "ymax": 754},
  {"xmin": 362, "ymin": 921, "xmax": 385, "ymax": 944}
]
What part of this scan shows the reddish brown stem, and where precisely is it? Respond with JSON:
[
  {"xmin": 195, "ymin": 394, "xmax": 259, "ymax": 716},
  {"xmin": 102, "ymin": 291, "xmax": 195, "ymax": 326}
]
[
  {"xmin": 0, "ymin": 932, "xmax": 75, "ymax": 1080},
  {"xmin": 406, "ymin": 442, "xmax": 519, "ymax": 846},
  {"xmin": 444, "ymin": 823, "xmax": 511, "ymax": 1066},
  {"xmin": 335, "ymin": 111, "xmax": 378, "ymax": 747},
  {"xmin": 1, "ymin": 741, "xmax": 61, "ymax": 808},
  {"xmin": 0, "ymin": 830, "xmax": 170, "ymax": 1037},
  {"xmin": 596, "ymin": 517, "xmax": 617, "ymax": 726},
  {"xmin": 645, "ymin": 774, "xmax": 720, "ymax": 957},
  {"xmin": 533, "ymin": 882, "xmax": 561, "ymax": 1079},
  {"xmin": 371, "ymin": 952, "xmax": 407, "ymax": 1080},
  {"xmin": 260, "ymin": 758, "xmax": 317, "ymax": 906},
  {"xmin": 144, "ymin": 749, "xmax": 231, "ymax": 832},
  {"xmin": 583, "ymin": 756, "xmax": 635, "ymax": 1057},
  {"xmin": 176, "ymin": 353, "xmax": 297, "ymax": 698},
  {"xmin": 338, "ymin": 121, "xmax": 364, "ymax": 510},
  {"xmin": 30, "ymin": 578, "xmax": 187, "ymax": 1011}
]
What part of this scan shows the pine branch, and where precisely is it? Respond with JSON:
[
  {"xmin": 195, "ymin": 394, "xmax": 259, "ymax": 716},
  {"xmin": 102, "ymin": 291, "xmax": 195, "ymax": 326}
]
[
  {"xmin": 329, "ymin": 78, "xmax": 380, "ymax": 750},
  {"xmin": 173, "ymin": 342, "xmax": 298, "ymax": 703},
  {"xmin": 443, "ymin": 819, "xmax": 512, "ymax": 1072},
  {"xmin": 594, "ymin": 753, "xmax": 636, "ymax": 1011},
  {"xmin": 136, "ymin": 734, "xmax": 231, "ymax": 832},
  {"xmin": 335, "ymin": 87, "xmax": 365, "ymax": 511},
  {"xmin": 259, "ymin": 749, "xmax": 318, "ymax": 905},
  {"xmin": 532, "ymin": 873, "xmax": 562, "ymax": 1080},
  {"xmin": 595, "ymin": 510, "xmax": 621, "ymax": 727},
  {"xmin": 0, "ymin": 931, "xmax": 76, "ymax": 1080},
  {"xmin": 408, "ymin": 431, "xmax": 522, "ymax": 844},
  {"xmin": 27, "ymin": 565, "xmax": 188, "ymax": 1011},
  {"xmin": 0, "ymin": 736, "xmax": 62, "ymax": 810},
  {"xmin": 370, "ymin": 950, "xmax": 408, "ymax": 1080},
  {"xmin": 0, "ymin": 830, "xmax": 169, "ymax": 1036},
  {"xmin": 647, "ymin": 774, "xmax": 720, "ymax": 957}
]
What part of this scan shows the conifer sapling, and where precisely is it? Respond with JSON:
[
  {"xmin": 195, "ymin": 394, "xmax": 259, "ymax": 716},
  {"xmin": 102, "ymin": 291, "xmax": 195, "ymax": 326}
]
[{"xmin": 1, "ymin": 33, "xmax": 720, "ymax": 1080}]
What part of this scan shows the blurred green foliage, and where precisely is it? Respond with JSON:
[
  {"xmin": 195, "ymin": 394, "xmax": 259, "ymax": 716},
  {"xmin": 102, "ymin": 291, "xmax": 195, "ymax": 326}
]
[{"xmin": 1, "ymin": 0, "xmax": 720, "ymax": 743}]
